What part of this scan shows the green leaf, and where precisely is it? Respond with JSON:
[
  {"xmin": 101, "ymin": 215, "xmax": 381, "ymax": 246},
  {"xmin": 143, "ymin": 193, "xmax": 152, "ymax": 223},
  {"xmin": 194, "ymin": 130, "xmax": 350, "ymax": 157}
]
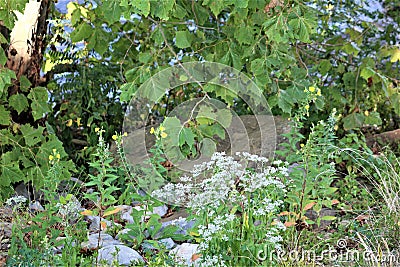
[
  {"xmin": 139, "ymin": 52, "xmax": 152, "ymax": 63},
  {"xmin": 71, "ymin": 22, "xmax": 92, "ymax": 43},
  {"xmin": 150, "ymin": 0, "xmax": 174, "ymax": 20},
  {"xmin": 20, "ymin": 124, "xmax": 44, "ymax": 147},
  {"xmin": 0, "ymin": 165, "xmax": 24, "ymax": 186},
  {"xmin": 321, "ymin": 216, "xmax": 336, "ymax": 221},
  {"xmin": 9, "ymin": 94, "xmax": 29, "ymax": 115},
  {"xmin": 197, "ymin": 105, "xmax": 216, "ymax": 125},
  {"xmin": 200, "ymin": 138, "xmax": 216, "ymax": 157},
  {"xmin": 202, "ymin": 0, "xmax": 224, "ymax": 17},
  {"xmin": 342, "ymin": 113, "xmax": 365, "ymax": 130},
  {"xmin": 130, "ymin": 0, "xmax": 150, "ymax": 16},
  {"xmin": 179, "ymin": 127, "xmax": 195, "ymax": 147},
  {"xmin": 87, "ymin": 28, "xmax": 109, "ymax": 56},
  {"xmin": 234, "ymin": 26, "xmax": 254, "ymax": 45},
  {"xmin": 277, "ymin": 90, "xmax": 294, "ymax": 114},
  {"xmin": 360, "ymin": 67, "xmax": 375, "ymax": 80},
  {"xmin": 175, "ymin": 31, "xmax": 192, "ymax": 49},
  {"xmin": 162, "ymin": 117, "xmax": 182, "ymax": 147},
  {"xmin": 390, "ymin": 93, "xmax": 400, "ymax": 115},
  {"xmin": 364, "ymin": 111, "xmax": 382, "ymax": 126},
  {"xmin": 103, "ymin": 0, "xmax": 122, "ymax": 24},
  {"xmin": 216, "ymin": 109, "xmax": 232, "ymax": 128},
  {"xmin": 19, "ymin": 75, "xmax": 31, "ymax": 92},
  {"xmin": 0, "ymin": 105, "xmax": 10, "ymax": 125},
  {"xmin": 318, "ymin": 60, "xmax": 332, "ymax": 75},
  {"xmin": 27, "ymin": 87, "xmax": 50, "ymax": 121},
  {"xmin": 0, "ymin": 47, "xmax": 6, "ymax": 66}
]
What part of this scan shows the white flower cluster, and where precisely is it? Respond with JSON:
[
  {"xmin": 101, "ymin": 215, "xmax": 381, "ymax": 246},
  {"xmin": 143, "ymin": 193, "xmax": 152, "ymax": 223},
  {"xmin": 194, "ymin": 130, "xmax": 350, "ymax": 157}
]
[
  {"xmin": 198, "ymin": 254, "xmax": 227, "ymax": 267},
  {"xmin": 198, "ymin": 214, "xmax": 236, "ymax": 250},
  {"xmin": 252, "ymin": 197, "xmax": 283, "ymax": 216},
  {"xmin": 265, "ymin": 228, "xmax": 284, "ymax": 250},
  {"xmin": 237, "ymin": 151, "xmax": 269, "ymax": 163},
  {"xmin": 6, "ymin": 195, "xmax": 28, "ymax": 208},
  {"xmin": 153, "ymin": 152, "xmax": 288, "ymax": 211}
]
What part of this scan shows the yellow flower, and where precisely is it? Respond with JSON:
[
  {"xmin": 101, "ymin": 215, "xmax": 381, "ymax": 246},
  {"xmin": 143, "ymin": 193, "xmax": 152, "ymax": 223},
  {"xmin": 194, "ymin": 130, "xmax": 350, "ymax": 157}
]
[
  {"xmin": 56, "ymin": 153, "xmax": 61, "ymax": 159},
  {"xmin": 326, "ymin": 4, "xmax": 334, "ymax": 11},
  {"xmin": 112, "ymin": 134, "xmax": 118, "ymax": 141},
  {"xmin": 123, "ymin": 132, "xmax": 128, "ymax": 137},
  {"xmin": 53, "ymin": 149, "xmax": 57, "ymax": 153},
  {"xmin": 49, "ymin": 155, "xmax": 54, "ymax": 161},
  {"xmin": 76, "ymin": 117, "xmax": 82, "ymax": 126},
  {"xmin": 300, "ymin": 143, "xmax": 305, "ymax": 148},
  {"xmin": 308, "ymin": 86, "xmax": 316, "ymax": 93},
  {"xmin": 316, "ymin": 89, "xmax": 322, "ymax": 96},
  {"xmin": 305, "ymin": 104, "xmax": 310, "ymax": 110},
  {"xmin": 334, "ymin": 125, "xmax": 339, "ymax": 131},
  {"xmin": 150, "ymin": 127, "xmax": 155, "ymax": 134},
  {"xmin": 95, "ymin": 127, "xmax": 100, "ymax": 133},
  {"xmin": 364, "ymin": 110, "xmax": 369, "ymax": 116},
  {"xmin": 159, "ymin": 126, "xmax": 165, "ymax": 132},
  {"xmin": 66, "ymin": 119, "xmax": 73, "ymax": 127},
  {"xmin": 160, "ymin": 132, "xmax": 168, "ymax": 138}
]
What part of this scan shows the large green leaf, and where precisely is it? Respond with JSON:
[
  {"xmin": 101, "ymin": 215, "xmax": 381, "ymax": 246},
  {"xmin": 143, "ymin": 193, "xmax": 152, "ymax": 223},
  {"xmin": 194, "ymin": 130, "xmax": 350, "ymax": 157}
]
[
  {"xmin": 20, "ymin": 124, "xmax": 44, "ymax": 147},
  {"xmin": 27, "ymin": 87, "xmax": 50, "ymax": 121},
  {"xmin": 175, "ymin": 31, "xmax": 192, "ymax": 49},
  {"xmin": 9, "ymin": 94, "xmax": 29, "ymax": 115},
  {"xmin": 342, "ymin": 113, "xmax": 365, "ymax": 130},
  {"xmin": 70, "ymin": 22, "xmax": 92, "ymax": 43},
  {"xmin": 0, "ymin": 105, "xmax": 10, "ymax": 125}
]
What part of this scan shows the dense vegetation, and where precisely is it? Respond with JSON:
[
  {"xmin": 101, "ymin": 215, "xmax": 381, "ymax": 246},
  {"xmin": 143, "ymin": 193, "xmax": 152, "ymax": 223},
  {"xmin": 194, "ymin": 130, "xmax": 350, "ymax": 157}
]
[{"xmin": 0, "ymin": 0, "xmax": 399, "ymax": 266}]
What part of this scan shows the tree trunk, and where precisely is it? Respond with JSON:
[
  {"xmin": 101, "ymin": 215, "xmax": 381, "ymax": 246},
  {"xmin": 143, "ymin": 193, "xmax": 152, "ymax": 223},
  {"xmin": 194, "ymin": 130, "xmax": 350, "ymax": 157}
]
[{"xmin": 4, "ymin": 0, "xmax": 50, "ymax": 123}]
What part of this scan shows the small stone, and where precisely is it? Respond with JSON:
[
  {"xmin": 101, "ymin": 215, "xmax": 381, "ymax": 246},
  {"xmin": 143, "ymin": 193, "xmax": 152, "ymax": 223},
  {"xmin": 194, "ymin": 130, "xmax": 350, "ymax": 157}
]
[
  {"xmin": 169, "ymin": 243, "xmax": 200, "ymax": 266},
  {"xmin": 97, "ymin": 245, "xmax": 144, "ymax": 266},
  {"xmin": 160, "ymin": 238, "xmax": 176, "ymax": 250},
  {"xmin": 81, "ymin": 233, "xmax": 121, "ymax": 250},
  {"xmin": 29, "ymin": 201, "xmax": 44, "ymax": 212},
  {"xmin": 158, "ymin": 218, "xmax": 196, "ymax": 238},
  {"xmin": 152, "ymin": 205, "xmax": 168, "ymax": 217},
  {"xmin": 87, "ymin": 216, "xmax": 112, "ymax": 232}
]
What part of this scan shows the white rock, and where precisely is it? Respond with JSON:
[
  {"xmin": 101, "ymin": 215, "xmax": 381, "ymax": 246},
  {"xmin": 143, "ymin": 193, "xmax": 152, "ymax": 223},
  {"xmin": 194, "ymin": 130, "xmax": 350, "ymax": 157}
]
[
  {"xmin": 169, "ymin": 243, "xmax": 200, "ymax": 266},
  {"xmin": 97, "ymin": 245, "xmax": 144, "ymax": 266}
]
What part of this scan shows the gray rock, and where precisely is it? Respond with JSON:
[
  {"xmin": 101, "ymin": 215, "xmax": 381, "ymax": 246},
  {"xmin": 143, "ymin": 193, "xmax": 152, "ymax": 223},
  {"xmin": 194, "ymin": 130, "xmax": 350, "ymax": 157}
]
[
  {"xmin": 160, "ymin": 238, "xmax": 176, "ymax": 250},
  {"xmin": 87, "ymin": 216, "xmax": 113, "ymax": 232},
  {"xmin": 97, "ymin": 245, "xmax": 144, "ymax": 266},
  {"xmin": 81, "ymin": 233, "xmax": 121, "ymax": 250},
  {"xmin": 121, "ymin": 211, "xmax": 135, "ymax": 224},
  {"xmin": 169, "ymin": 243, "xmax": 200, "ymax": 266},
  {"xmin": 29, "ymin": 201, "xmax": 44, "ymax": 212},
  {"xmin": 158, "ymin": 218, "xmax": 196, "ymax": 237},
  {"xmin": 152, "ymin": 205, "xmax": 168, "ymax": 217}
]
